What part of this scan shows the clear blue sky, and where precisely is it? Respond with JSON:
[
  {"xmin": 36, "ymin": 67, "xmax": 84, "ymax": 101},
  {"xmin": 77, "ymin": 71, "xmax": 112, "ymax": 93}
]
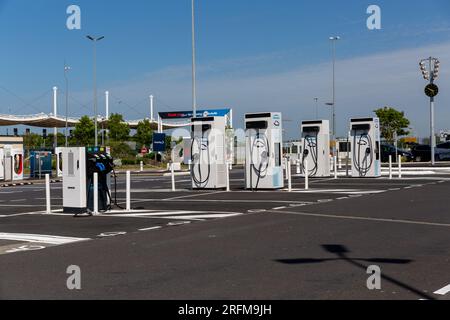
[{"xmin": 1, "ymin": 0, "xmax": 450, "ymax": 138}]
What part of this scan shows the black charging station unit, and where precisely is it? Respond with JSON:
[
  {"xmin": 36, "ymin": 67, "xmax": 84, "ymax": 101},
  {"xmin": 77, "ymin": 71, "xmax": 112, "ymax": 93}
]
[{"xmin": 86, "ymin": 147, "xmax": 114, "ymax": 213}]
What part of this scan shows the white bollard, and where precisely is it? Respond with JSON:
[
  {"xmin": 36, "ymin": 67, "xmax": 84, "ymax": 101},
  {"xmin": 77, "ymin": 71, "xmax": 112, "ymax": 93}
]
[
  {"xmin": 171, "ymin": 162, "xmax": 176, "ymax": 191},
  {"xmin": 339, "ymin": 158, "xmax": 342, "ymax": 170},
  {"xmin": 296, "ymin": 160, "xmax": 300, "ymax": 175},
  {"xmin": 398, "ymin": 155, "xmax": 402, "ymax": 179},
  {"xmin": 389, "ymin": 155, "xmax": 393, "ymax": 180},
  {"xmin": 226, "ymin": 161, "xmax": 230, "ymax": 192},
  {"xmin": 284, "ymin": 158, "xmax": 288, "ymax": 180},
  {"xmin": 305, "ymin": 160, "xmax": 309, "ymax": 190},
  {"xmin": 140, "ymin": 161, "xmax": 144, "ymax": 172},
  {"xmin": 334, "ymin": 156, "xmax": 338, "ymax": 179},
  {"xmin": 126, "ymin": 171, "xmax": 131, "ymax": 212},
  {"xmin": 288, "ymin": 159, "xmax": 292, "ymax": 192},
  {"xmin": 93, "ymin": 172, "xmax": 99, "ymax": 215},
  {"xmin": 45, "ymin": 174, "xmax": 51, "ymax": 214}
]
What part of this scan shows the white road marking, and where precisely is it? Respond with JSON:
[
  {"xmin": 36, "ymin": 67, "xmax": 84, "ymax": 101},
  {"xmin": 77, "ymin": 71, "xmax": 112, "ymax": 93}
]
[
  {"xmin": 434, "ymin": 284, "xmax": 450, "ymax": 296},
  {"xmin": 0, "ymin": 212, "xmax": 44, "ymax": 218},
  {"xmin": 272, "ymin": 210, "xmax": 450, "ymax": 228},
  {"xmin": 121, "ymin": 198, "xmax": 312, "ymax": 205},
  {"xmin": 139, "ymin": 226, "xmax": 163, "ymax": 231},
  {"xmin": 98, "ymin": 232, "xmax": 127, "ymax": 237},
  {"xmin": 6, "ymin": 245, "xmax": 46, "ymax": 253},
  {"xmin": 163, "ymin": 214, "xmax": 241, "ymax": 220},
  {"xmin": 164, "ymin": 191, "xmax": 226, "ymax": 201},
  {"xmin": 288, "ymin": 189, "xmax": 386, "ymax": 195},
  {"xmin": 168, "ymin": 221, "xmax": 191, "ymax": 226},
  {"xmin": 0, "ymin": 233, "xmax": 90, "ymax": 245},
  {"xmin": 273, "ymin": 206, "xmax": 287, "ymax": 210}
]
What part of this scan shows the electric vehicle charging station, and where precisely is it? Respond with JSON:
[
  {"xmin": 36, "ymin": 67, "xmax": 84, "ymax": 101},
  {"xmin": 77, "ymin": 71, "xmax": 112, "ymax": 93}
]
[
  {"xmin": 245, "ymin": 112, "xmax": 284, "ymax": 190},
  {"xmin": 55, "ymin": 147, "xmax": 63, "ymax": 178},
  {"xmin": 191, "ymin": 116, "xmax": 227, "ymax": 189},
  {"xmin": 4, "ymin": 146, "xmax": 24, "ymax": 181},
  {"xmin": 62, "ymin": 146, "xmax": 114, "ymax": 214},
  {"xmin": 350, "ymin": 117, "xmax": 381, "ymax": 178},
  {"xmin": 300, "ymin": 120, "xmax": 331, "ymax": 178},
  {"xmin": 30, "ymin": 151, "xmax": 52, "ymax": 179}
]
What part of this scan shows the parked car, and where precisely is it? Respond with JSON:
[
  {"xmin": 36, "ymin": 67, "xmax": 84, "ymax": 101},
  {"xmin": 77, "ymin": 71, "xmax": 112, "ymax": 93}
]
[
  {"xmin": 380, "ymin": 144, "xmax": 413, "ymax": 163},
  {"xmin": 411, "ymin": 144, "xmax": 450, "ymax": 162}
]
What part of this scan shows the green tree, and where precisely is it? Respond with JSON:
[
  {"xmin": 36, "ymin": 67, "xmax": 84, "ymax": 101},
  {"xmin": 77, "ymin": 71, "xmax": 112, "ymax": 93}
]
[
  {"xmin": 374, "ymin": 107, "xmax": 411, "ymax": 144},
  {"xmin": 23, "ymin": 133, "xmax": 43, "ymax": 150},
  {"xmin": 135, "ymin": 119, "xmax": 153, "ymax": 147},
  {"xmin": 72, "ymin": 116, "xmax": 95, "ymax": 146},
  {"xmin": 108, "ymin": 113, "xmax": 130, "ymax": 142}
]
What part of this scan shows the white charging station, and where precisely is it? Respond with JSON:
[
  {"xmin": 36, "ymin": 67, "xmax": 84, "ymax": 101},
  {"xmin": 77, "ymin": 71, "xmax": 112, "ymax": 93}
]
[
  {"xmin": 191, "ymin": 116, "xmax": 227, "ymax": 189},
  {"xmin": 300, "ymin": 120, "xmax": 330, "ymax": 177},
  {"xmin": 55, "ymin": 147, "xmax": 63, "ymax": 178},
  {"xmin": 62, "ymin": 147, "xmax": 87, "ymax": 213},
  {"xmin": 350, "ymin": 117, "xmax": 381, "ymax": 177},
  {"xmin": 61, "ymin": 146, "xmax": 114, "ymax": 214},
  {"xmin": 3, "ymin": 146, "xmax": 24, "ymax": 181},
  {"xmin": 0, "ymin": 148, "xmax": 4, "ymax": 181},
  {"xmin": 245, "ymin": 112, "xmax": 284, "ymax": 190}
]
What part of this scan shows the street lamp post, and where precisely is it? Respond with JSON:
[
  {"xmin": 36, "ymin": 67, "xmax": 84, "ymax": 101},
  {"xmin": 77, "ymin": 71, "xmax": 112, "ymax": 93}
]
[
  {"xmin": 329, "ymin": 36, "xmax": 340, "ymax": 155},
  {"xmin": 419, "ymin": 57, "xmax": 440, "ymax": 165},
  {"xmin": 64, "ymin": 64, "xmax": 71, "ymax": 147},
  {"xmin": 86, "ymin": 35, "xmax": 105, "ymax": 147},
  {"xmin": 191, "ymin": 0, "xmax": 197, "ymax": 118}
]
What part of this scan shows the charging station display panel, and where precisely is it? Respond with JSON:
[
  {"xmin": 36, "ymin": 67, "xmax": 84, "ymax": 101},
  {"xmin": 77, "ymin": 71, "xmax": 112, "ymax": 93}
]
[
  {"xmin": 245, "ymin": 113, "xmax": 284, "ymax": 190},
  {"xmin": 301, "ymin": 120, "xmax": 330, "ymax": 178},
  {"xmin": 191, "ymin": 117, "xmax": 227, "ymax": 189},
  {"xmin": 350, "ymin": 118, "xmax": 381, "ymax": 178}
]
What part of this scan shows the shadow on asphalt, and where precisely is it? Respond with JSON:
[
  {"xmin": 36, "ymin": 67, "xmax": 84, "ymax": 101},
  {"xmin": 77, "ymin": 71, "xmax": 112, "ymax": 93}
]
[{"xmin": 275, "ymin": 244, "xmax": 434, "ymax": 300}]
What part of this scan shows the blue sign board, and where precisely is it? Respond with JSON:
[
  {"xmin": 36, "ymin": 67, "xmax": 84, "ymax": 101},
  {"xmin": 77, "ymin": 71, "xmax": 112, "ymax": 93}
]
[
  {"xmin": 153, "ymin": 133, "xmax": 166, "ymax": 152},
  {"xmin": 158, "ymin": 109, "xmax": 231, "ymax": 120}
]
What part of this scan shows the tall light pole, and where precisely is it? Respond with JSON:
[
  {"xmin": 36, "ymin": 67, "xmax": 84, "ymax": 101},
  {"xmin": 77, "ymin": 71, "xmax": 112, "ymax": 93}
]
[
  {"xmin": 64, "ymin": 64, "xmax": 71, "ymax": 147},
  {"xmin": 329, "ymin": 36, "xmax": 340, "ymax": 155},
  {"xmin": 191, "ymin": 0, "xmax": 197, "ymax": 118},
  {"xmin": 86, "ymin": 35, "xmax": 105, "ymax": 146},
  {"xmin": 419, "ymin": 57, "xmax": 440, "ymax": 165},
  {"xmin": 53, "ymin": 86, "xmax": 58, "ymax": 149}
]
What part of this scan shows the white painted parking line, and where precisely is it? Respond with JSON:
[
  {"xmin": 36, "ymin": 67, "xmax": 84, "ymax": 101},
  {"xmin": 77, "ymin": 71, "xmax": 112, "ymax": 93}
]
[
  {"xmin": 139, "ymin": 226, "xmax": 163, "ymax": 231},
  {"xmin": 288, "ymin": 189, "xmax": 386, "ymax": 195},
  {"xmin": 272, "ymin": 210, "xmax": 450, "ymax": 228},
  {"xmin": 273, "ymin": 206, "xmax": 287, "ymax": 210},
  {"xmin": 164, "ymin": 191, "xmax": 226, "ymax": 201},
  {"xmin": 434, "ymin": 284, "xmax": 450, "ymax": 296},
  {"xmin": 163, "ymin": 213, "xmax": 241, "ymax": 220},
  {"xmin": 0, "ymin": 233, "xmax": 90, "ymax": 245}
]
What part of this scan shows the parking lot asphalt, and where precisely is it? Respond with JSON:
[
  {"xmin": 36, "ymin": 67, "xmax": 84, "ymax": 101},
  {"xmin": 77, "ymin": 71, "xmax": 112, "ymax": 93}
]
[{"xmin": 0, "ymin": 168, "xmax": 450, "ymax": 300}]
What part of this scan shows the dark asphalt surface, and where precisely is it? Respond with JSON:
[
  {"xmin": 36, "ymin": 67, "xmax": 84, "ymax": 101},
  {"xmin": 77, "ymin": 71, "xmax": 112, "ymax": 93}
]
[{"xmin": 0, "ymin": 169, "xmax": 450, "ymax": 300}]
